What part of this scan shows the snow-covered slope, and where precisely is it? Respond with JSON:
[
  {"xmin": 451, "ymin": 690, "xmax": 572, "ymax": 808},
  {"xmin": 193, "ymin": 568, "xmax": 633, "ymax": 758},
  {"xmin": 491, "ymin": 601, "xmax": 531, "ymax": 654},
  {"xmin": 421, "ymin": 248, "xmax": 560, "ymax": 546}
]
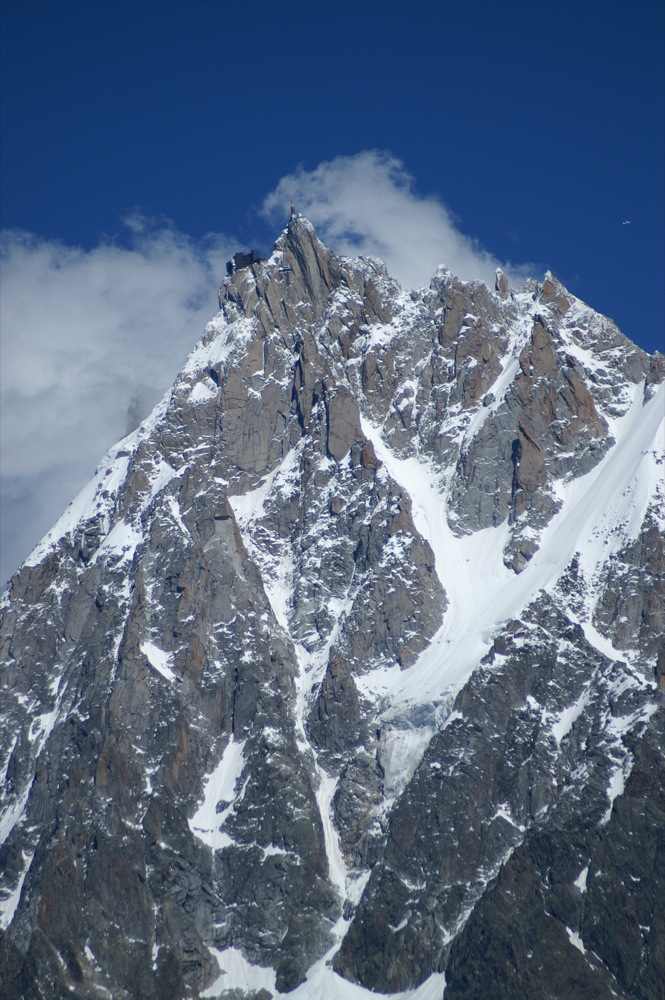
[{"xmin": 1, "ymin": 217, "xmax": 663, "ymax": 999}]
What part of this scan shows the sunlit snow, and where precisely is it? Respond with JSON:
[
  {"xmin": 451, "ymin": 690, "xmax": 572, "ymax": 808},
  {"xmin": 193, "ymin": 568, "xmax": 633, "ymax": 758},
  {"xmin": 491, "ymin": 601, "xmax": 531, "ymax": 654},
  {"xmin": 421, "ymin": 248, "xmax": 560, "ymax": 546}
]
[
  {"xmin": 566, "ymin": 927, "xmax": 586, "ymax": 954},
  {"xmin": 0, "ymin": 851, "xmax": 34, "ymax": 930},
  {"xmin": 359, "ymin": 379, "xmax": 664, "ymax": 710},
  {"xmin": 188, "ymin": 738, "xmax": 247, "ymax": 850},
  {"xmin": 574, "ymin": 866, "xmax": 589, "ymax": 893},
  {"xmin": 202, "ymin": 945, "xmax": 446, "ymax": 1000},
  {"xmin": 140, "ymin": 641, "xmax": 177, "ymax": 683}
]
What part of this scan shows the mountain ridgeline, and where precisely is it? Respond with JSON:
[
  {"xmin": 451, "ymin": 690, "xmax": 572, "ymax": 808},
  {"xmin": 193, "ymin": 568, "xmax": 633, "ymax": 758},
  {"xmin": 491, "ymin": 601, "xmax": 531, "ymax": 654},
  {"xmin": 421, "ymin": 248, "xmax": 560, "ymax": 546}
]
[{"xmin": 1, "ymin": 216, "xmax": 663, "ymax": 999}]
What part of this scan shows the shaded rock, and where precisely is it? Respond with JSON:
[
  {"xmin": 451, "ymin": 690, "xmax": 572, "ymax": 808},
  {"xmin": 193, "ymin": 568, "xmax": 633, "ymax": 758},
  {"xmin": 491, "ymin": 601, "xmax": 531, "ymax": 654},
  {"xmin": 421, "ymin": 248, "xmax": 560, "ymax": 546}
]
[{"xmin": 326, "ymin": 387, "xmax": 362, "ymax": 461}]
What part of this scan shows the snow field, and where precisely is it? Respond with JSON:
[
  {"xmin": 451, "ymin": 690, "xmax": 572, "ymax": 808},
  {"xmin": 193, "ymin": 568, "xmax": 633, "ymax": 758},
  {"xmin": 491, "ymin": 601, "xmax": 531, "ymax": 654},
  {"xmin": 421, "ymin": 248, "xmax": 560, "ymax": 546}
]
[
  {"xmin": 359, "ymin": 378, "xmax": 664, "ymax": 712},
  {"xmin": 202, "ymin": 945, "xmax": 446, "ymax": 1000}
]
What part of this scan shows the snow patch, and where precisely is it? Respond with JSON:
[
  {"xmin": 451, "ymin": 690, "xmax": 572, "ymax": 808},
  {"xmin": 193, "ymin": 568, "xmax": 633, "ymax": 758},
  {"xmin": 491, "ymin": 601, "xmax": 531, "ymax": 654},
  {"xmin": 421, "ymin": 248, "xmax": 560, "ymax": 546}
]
[
  {"xmin": 188, "ymin": 738, "xmax": 246, "ymax": 850},
  {"xmin": 316, "ymin": 770, "xmax": 347, "ymax": 900},
  {"xmin": 566, "ymin": 927, "xmax": 586, "ymax": 954},
  {"xmin": 165, "ymin": 495, "xmax": 192, "ymax": 540},
  {"xmin": 145, "ymin": 460, "xmax": 179, "ymax": 504},
  {"xmin": 94, "ymin": 519, "xmax": 143, "ymax": 566},
  {"xmin": 201, "ymin": 944, "xmax": 446, "ymax": 999},
  {"xmin": 24, "ymin": 450, "xmax": 130, "ymax": 566},
  {"xmin": 282, "ymin": 962, "xmax": 446, "ymax": 1000},
  {"xmin": 188, "ymin": 379, "xmax": 217, "ymax": 404},
  {"xmin": 232, "ymin": 444, "xmax": 304, "ymax": 631},
  {"xmin": 550, "ymin": 687, "xmax": 592, "ymax": 743},
  {"xmin": 358, "ymin": 380, "xmax": 664, "ymax": 710},
  {"xmin": 492, "ymin": 803, "xmax": 525, "ymax": 832},
  {"xmin": 140, "ymin": 641, "xmax": 177, "ymax": 683},
  {"xmin": 0, "ymin": 787, "xmax": 30, "ymax": 848},
  {"xmin": 183, "ymin": 316, "xmax": 255, "ymax": 378},
  {"xmin": 0, "ymin": 851, "xmax": 34, "ymax": 929},
  {"xmin": 606, "ymin": 702, "xmax": 658, "ymax": 740},
  {"xmin": 600, "ymin": 760, "xmax": 632, "ymax": 826},
  {"xmin": 202, "ymin": 947, "xmax": 276, "ymax": 998},
  {"xmin": 574, "ymin": 866, "xmax": 589, "ymax": 893}
]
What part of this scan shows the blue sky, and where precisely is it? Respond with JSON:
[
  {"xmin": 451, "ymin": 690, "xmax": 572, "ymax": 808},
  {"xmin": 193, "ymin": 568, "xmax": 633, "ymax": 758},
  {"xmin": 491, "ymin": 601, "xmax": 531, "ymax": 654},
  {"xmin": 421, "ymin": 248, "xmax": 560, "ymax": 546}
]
[{"xmin": 1, "ymin": 0, "xmax": 663, "ymax": 582}]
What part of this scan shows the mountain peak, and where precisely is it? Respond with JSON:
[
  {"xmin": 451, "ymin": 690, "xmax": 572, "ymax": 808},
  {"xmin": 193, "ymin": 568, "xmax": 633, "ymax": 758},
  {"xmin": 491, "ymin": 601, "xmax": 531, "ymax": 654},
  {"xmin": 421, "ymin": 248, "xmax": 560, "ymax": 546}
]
[
  {"xmin": 218, "ymin": 214, "xmax": 342, "ymax": 326},
  {"xmin": 276, "ymin": 212, "xmax": 343, "ymax": 301},
  {"xmin": 494, "ymin": 266, "xmax": 510, "ymax": 297},
  {"xmin": 1, "ymin": 220, "xmax": 663, "ymax": 999}
]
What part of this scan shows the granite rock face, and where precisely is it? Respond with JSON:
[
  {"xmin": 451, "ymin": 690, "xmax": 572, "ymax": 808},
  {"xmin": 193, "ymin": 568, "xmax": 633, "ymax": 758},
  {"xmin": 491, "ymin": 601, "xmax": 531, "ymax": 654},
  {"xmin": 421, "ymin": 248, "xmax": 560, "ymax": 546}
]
[{"xmin": 1, "ymin": 217, "xmax": 663, "ymax": 999}]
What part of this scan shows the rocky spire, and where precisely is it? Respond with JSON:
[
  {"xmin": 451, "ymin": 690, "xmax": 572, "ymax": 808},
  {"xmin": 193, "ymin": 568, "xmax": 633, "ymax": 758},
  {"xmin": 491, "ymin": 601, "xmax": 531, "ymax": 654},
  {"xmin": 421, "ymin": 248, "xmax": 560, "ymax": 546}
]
[
  {"xmin": 494, "ymin": 267, "xmax": 509, "ymax": 298},
  {"xmin": 0, "ymin": 218, "xmax": 662, "ymax": 999}
]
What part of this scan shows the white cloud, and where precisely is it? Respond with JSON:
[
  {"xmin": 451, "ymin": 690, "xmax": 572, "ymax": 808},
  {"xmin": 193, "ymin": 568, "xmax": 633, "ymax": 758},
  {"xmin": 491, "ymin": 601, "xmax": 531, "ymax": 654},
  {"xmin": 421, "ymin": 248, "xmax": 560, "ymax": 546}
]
[
  {"xmin": 0, "ymin": 220, "xmax": 234, "ymax": 584},
  {"xmin": 1, "ymin": 152, "xmax": 532, "ymax": 586},
  {"xmin": 262, "ymin": 150, "xmax": 530, "ymax": 289}
]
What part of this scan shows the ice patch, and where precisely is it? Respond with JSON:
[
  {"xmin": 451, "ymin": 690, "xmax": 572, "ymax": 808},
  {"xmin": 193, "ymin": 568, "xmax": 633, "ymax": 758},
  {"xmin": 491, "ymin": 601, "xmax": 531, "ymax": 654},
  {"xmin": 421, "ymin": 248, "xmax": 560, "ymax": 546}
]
[
  {"xmin": 378, "ymin": 703, "xmax": 450, "ymax": 801},
  {"xmin": 316, "ymin": 770, "xmax": 347, "ymax": 899}
]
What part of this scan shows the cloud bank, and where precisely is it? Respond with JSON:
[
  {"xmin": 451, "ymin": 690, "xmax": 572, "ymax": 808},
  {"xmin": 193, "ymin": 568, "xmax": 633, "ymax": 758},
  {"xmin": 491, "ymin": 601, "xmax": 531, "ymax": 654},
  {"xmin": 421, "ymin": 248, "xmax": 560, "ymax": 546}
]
[
  {"xmin": 262, "ymin": 150, "xmax": 528, "ymax": 289},
  {"xmin": 1, "ymin": 220, "xmax": 233, "ymax": 584}
]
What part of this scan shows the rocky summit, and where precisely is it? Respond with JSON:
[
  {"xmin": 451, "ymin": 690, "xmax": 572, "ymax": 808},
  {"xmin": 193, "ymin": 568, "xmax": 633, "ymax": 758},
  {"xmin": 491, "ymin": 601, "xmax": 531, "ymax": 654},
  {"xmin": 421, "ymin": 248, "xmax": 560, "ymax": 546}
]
[{"xmin": 0, "ymin": 216, "xmax": 663, "ymax": 1000}]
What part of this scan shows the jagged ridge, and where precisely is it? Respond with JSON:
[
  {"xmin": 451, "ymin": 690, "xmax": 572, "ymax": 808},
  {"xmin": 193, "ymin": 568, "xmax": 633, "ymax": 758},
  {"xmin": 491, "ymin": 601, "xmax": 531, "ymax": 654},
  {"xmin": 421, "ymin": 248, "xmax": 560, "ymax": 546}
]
[{"xmin": 0, "ymin": 216, "xmax": 663, "ymax": 999}]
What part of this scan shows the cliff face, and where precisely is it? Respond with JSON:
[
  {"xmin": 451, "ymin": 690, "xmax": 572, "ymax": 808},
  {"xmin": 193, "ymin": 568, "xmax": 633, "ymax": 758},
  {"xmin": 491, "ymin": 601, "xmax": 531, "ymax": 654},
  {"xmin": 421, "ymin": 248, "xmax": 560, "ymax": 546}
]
[{"xmin": 0, "ymin": 216, "xmax": 663, "ymax": 999}]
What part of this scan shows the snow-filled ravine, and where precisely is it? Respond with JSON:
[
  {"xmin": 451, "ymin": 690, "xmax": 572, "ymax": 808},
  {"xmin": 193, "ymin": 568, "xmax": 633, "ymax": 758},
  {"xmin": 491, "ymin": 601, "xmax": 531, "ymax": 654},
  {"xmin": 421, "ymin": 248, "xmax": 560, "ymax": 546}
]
[{"xmin": 358, "ymin": 378, "xmax": 664, "ymax": 709}]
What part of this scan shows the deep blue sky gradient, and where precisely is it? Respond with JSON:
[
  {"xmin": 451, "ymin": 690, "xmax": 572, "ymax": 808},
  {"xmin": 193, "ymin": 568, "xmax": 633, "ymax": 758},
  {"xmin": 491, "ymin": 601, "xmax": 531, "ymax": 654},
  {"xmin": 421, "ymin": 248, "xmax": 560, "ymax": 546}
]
[{"xmin": 2, "ymin": 0, "xmax": 663, "ymax": 352}]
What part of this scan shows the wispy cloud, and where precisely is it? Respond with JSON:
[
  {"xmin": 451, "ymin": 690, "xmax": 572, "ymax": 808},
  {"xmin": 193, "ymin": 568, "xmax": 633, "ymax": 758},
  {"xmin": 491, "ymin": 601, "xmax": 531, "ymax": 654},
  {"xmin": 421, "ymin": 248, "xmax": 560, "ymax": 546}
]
[
  {"xmin": 0, "ymin": 219, "xmax": 234, "ymax": 584},
  {"xmin": 262, "ymin": 150, "xmax": 531, "ymax": 289}
]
